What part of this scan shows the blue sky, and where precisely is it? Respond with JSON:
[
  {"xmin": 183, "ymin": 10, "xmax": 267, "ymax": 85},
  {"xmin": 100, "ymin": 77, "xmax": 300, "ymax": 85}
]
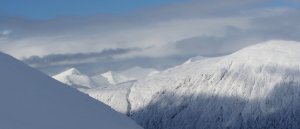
[
  {"xmin": 0, "ymin": 0, "xmax": 187, "ymax": 19},
  {"xmin": 1, "ymin": 0, "xmax": 299, "ymax": 19}
]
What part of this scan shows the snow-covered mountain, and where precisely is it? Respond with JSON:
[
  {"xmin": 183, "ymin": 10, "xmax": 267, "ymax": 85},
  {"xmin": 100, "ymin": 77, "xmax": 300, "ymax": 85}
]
[
  {"xmin": 100, "ymin": 70, "xmax": 126, "ymax": 85},
  {"xmin": 100, "ymin": 66, "xmax": 159, "ymax": 85},
  {"xmin": 53, "ymin": 68, "xmax": 111, "ymax": 89},
  {"xmin": 53, "ymin": 68, "xmax": 94, "ymax": 89},
  {"xmin": 53, "ymin": 66, "xmax": 159, "ymax": 88},
  {"xmin": 0, "ymin": 52, "xmax": 142, "ymax": 129},
  {"xmin": 90, "ymin": 73, "xmax": 113, "ymax": 87},
  {"xmin": 84, "ymin": 40, "xmax": 300, "ymax": 129}
]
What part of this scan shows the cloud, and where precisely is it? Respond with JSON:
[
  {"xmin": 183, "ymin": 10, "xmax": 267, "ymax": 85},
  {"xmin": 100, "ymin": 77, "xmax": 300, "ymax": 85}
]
[
  {"xmin": 172, "ymin": 8, "xmax": 300, "ymax": 57},
  {"xmin": 26, "ymin": 54, "xmax": 189, "ymax": 76},
  {"xmin": 0, "ymin": 0, "xmax": 269, "ymax": 58},
  {"xmin": 22, "ymin": 48, "xmax": 138, "ymax": 68},
  {"xmin": 0, "ymin": 16, "xmax": 251, "ymax": 58},
  {"xmin": 0, "ymin": 29, "xmax": 13, "ymax": 40},
  {"xmin": 1, "ymin": 29, "xmax": 12, "ymax": 35},
  {"xmin": 138, "ymin": 0, "xmax": 272, "ymax": 19},
  {"xmin": 1, "ymin": 0, "xmax": 300, "ymax": 74}
]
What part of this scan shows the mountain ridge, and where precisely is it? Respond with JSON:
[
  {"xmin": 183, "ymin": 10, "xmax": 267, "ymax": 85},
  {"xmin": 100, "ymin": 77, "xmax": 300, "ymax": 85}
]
[
  {"xmin": 127, "ymin": 40, "xmax": 300, "ymax": 129},
  {"xmin": 81, "ymin": 40, "xmax": 300, "ymax": 129}
]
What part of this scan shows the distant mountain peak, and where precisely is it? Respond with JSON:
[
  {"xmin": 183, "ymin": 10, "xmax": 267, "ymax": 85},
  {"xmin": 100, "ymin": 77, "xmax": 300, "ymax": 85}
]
[
  {"xmin": 101, "ymin": 71, "xmax": 118, "ymax": 85},
  {"xmin": 53, "ymin": 67, "xmax": 94, "ymax": 89},
  {"xmin": 61, "ymin": 67, "xmax": 81, "ymax": 75}
]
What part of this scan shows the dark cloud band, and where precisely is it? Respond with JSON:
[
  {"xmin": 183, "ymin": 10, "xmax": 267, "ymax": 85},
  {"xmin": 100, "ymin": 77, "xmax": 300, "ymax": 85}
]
[{"xmin": 22, "ymin": 48, "xmax": 138, "ymax": 68}]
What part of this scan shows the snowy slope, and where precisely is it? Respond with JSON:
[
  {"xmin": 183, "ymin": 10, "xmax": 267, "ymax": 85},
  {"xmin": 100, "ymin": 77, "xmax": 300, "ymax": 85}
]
[
  {"xmin": 53, "ymin": 68, "xmax": 111, "ymax": 88},
  {"xmin": 81, "ymin": 66, "xmax": 159, "ymax": 114},
  {"xmin": 86, "ymin": 40, "xmax": 300, "ymax": 129},
  {"xmin": 0, "ymin": 52, "xmax": 143, "ymax": 129},
  {"xmin": 81, "ymin": 81, "xmax": 135, "ymax": 114}
]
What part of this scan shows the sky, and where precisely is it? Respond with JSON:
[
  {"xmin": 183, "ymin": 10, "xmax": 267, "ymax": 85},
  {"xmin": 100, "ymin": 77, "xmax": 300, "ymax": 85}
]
[
  {"xmin": 0, "ymin": 0, "xmax": 186, "ymax": 19},
  {"xmin": 1, "ymin": 0, "xmax": 300, "ymax": 75}
]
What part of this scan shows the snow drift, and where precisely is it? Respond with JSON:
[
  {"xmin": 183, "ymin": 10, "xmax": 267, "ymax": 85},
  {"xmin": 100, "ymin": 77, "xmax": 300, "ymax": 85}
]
[{"xmin": 0, "ymin": 52, "xmax": 142, "ymax": 129}]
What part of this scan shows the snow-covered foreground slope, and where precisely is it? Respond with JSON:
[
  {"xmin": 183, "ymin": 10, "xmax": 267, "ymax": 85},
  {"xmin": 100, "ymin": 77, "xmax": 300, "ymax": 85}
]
[
  {"xmin": 0, "ymin": 52, "xmax": 142, "ymax": 129},
  {"xmin": 85, "ymin": 40, "xmax": 300, "ymax": 129}
]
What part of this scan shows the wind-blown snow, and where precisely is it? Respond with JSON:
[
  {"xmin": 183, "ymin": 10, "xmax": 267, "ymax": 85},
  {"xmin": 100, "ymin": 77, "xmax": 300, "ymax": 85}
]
[
  {"xmin": 182, "ymin": 56, "xmax": 207, "ymax": 64},
  {"xmin": 0, "ymin": 52, "xmax": 142, "ymax": 129},
  {"xmin": 84, "ymin": 40, "xmax": 300, "ymax": 129}
]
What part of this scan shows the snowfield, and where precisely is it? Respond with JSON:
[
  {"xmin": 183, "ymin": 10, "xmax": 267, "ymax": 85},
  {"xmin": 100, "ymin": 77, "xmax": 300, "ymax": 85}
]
[
  {"xmin": 0, "ymin": 52, "xmax": 142, "ymax": 129},
  {"xmin": 83, "ymin": 40, "xmax": 300, "ymax": 129}
]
